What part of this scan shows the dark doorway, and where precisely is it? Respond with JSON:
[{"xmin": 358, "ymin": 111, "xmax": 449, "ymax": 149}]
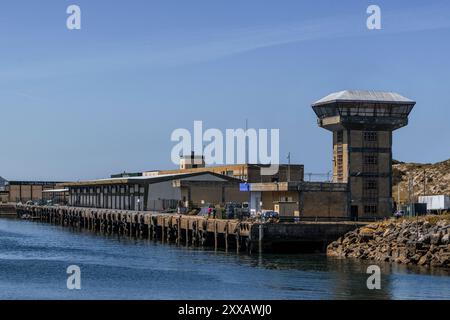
[{"xmin": 351, "ymin": 205, "xmax": 359, "ymax": 221}]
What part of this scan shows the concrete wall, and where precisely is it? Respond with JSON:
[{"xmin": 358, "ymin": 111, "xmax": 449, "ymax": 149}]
[
  {"xmin": 261, "ymin": 191, "xmax": 299, "ymax": 211},
  {"xmin": 181, "ymin": 183, "xmax": 248, "ymax": 208},
  {"xmin": 255, "ymin": 187, "xmax": 348, "ymax": 218},
  {"xmin": 300, "ymin": 190, "xmax": 348, "ymax": 217}
]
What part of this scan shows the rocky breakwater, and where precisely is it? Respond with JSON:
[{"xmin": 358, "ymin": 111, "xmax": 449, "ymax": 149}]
[{"xmin": 327, "ymin": 215, "xmax": 450, "ymax": 268}]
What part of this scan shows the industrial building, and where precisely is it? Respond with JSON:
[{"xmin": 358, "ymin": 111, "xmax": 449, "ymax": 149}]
[
  {"xmin": 143, "ymin": 163, "xmax": 304, "ymax": 183},
  {"xmin": 63, "ymin": 172, "xmax": 247, "ymax": 211},
  {"xmin": 3, "ymin": 180, "xmax": 64, "ymax": 203},
  {"xmin": 245, "ymin": 90, "xmax": 416, "ymax": 219}
]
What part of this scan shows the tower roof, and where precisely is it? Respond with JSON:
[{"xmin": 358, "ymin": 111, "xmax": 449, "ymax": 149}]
[{"xmin": 312, "ymin": 90, "xmax": 415, "ymax": 107}]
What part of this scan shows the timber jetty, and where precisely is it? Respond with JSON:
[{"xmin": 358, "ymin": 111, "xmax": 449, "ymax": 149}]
[{"xmin": 15, "ymin": 205, "xmax": 365, "ymax": 253}]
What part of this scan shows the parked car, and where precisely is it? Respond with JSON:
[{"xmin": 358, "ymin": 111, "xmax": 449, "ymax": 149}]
[
  {"xmin": 394, "ymin": 210, "xmax": 404, "ymax": 219},
  {"xmin": 261, "ymin": 210, "xmax": 279, "ymax": 221}
]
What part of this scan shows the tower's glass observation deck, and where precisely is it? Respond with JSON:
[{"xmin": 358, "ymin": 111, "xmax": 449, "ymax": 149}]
[{"xmin": 312, "ymin": 90, "xmax": 416, "ymax": 131}]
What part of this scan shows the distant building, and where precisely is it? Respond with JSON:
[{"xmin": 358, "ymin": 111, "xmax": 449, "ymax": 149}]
[
  {"xmin": 5, "ymin": 181, "xmax": 65, "ymax": 203},
  {"xmin": 245, "ymin": 181, "xmax": 349, "ymax": 218},
  {"xmin": 179, "ymin": 152, "xmax": 206, "ymax": 170},
  {"xmin": 63, "ymin": 172, "xmax": 247, "ymax": 211},
  {"xmin": 143, "ymin": 163, "xmax": 305, "ymax": 183},
  {"xmin": 110, "ymin": 172, "xmax": 143, "ymax": 178}
]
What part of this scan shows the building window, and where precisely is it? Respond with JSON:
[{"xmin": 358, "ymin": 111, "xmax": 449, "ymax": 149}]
[
  {"xmin": 363, "ymin": 131, "xmax": 377, "ymax": 142},
  {"xmin": 364, "ymin": 179, "xmax": 378, "ymax": 190},
  {"xmin": 364, "ymin": 155, "xmax": 378, "ymax": 165},
  {"xmin": 364, "ymin": 205, "xmax": 377, "ymax": 214}
]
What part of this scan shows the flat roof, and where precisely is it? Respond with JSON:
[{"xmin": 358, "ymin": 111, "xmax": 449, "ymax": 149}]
[
  {"xmin": 42, "ymin": 188, "xmax": 69, "ymax": 193},
  {"xmin": 312, "ymin": 90, "xmax": 415, "ymax": 107},
  {"xmin": 149, "ymin": 163, "xmax": 304, "ymax": 174},
  {"xmin": 7, "ymin": 181, "xmax": 65, "ymax": 185},
  {"xmin": 63, "ymin": 171, "xmax": 241, "ymax": 187},
  {"xmin": 245, "ymin": 181, "xmax": 348, "ymax": 192}
]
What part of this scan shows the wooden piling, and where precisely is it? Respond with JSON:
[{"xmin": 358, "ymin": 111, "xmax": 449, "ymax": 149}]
[
  {"xmin": 177, "ymin": 216, "xmax": 181, "ymax": 245},
  {"xmin": 225, "ymin": 222, "xmax": 229, "ymax": 252},
  {"xmin": 214, "ymin": 221, "xmax": 218, "ymax": 251},
  {"xmin": 185, "ymin": 218, "xmax": 189, "ymax": 247}
]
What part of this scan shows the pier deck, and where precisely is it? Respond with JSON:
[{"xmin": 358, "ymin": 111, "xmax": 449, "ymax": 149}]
[{"xmin": 15, "ymin": 205, "xmax": 366, "ymax": 253}]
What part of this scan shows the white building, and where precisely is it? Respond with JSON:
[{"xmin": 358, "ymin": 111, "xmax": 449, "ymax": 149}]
[{"xmin": 418, "ymin": 195, "xmax": 450, "ymax": 212}]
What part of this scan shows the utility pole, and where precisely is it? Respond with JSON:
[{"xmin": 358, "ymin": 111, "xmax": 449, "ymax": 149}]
[
  {"xmin": 245, "ymin": 118, "xmax": 249, "ymax": 165},
  {"xmin": 408, "ymin": 174, "xmax": 415, "ymax": 217},
  {"xmin": 287, "ymin": 152, "xmax": 291, "ymax": 182},
  {"xmin": 423, "ymin": 169, "xmax": 426, "ymax": 196}
]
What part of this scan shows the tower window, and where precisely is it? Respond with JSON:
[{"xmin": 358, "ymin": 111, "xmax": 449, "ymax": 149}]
[
  {"xmin": 363, "ymin": 131, "xmax": 377, "ymax": 142},
  {"xmin": 364, "ymin": 155, "xmax": 378, "ymax": 165},
  {"xmin": 364, "ymin": 179, "xmax": 378, "ymax": 190},
  {"xmin": 364, "ymin": 205, "xmax": 377, "ymax": 214}
]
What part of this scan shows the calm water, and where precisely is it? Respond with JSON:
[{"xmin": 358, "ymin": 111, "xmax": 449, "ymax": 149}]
[{"xmin": 0, "ymin": 217, "xmax": 449, "ymax": 300}]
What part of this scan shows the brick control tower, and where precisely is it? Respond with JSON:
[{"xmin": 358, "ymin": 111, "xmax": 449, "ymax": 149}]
[{"xmin": 312, "ymin": 90, "xmax": 416, "ymax": 219}]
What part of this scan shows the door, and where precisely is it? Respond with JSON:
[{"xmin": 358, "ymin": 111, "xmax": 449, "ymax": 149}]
[{"xmin": 351, "ymin": 205, "xmax": 359, "ymax": 221}]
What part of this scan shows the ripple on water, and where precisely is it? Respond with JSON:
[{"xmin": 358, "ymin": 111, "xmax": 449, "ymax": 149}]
[{"xmin": 0, "ymin": 218, "xmax": 449, "ymax": 300}]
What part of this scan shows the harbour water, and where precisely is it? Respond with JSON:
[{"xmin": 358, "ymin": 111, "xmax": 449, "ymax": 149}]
[{"xmin": 0, "ymin": 217, "xmax": 449, "ymax": 300}]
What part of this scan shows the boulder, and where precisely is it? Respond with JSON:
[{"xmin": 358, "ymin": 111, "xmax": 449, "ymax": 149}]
[
  {"xmin": 326, "ymin": 216, "xmax": 450, "ymax": 269},
  {"xmin": 418, "ymin": 234, "xmax": 431, "ymax": 244},
  {"xmin": 418, "ymin": 255, "xmax": 430, "ymax": 266},
  {"xmin": 430, "ymin": 232, "xmax": 442, "ymax": 245},
  {"xmin": 441, "ymin": 233, "xmax": 449, "ymax": 245}
]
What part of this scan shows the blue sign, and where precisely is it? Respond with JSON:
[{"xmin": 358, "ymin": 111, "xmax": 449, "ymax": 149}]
[{"xmin": 240, "ymin": 183, "xmax": 250, "ymax": 192}]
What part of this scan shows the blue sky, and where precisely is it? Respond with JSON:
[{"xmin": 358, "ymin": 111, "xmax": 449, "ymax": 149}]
[{"xmin": 0, "ymin": 0, "xmax": 449, "ymax": 181}]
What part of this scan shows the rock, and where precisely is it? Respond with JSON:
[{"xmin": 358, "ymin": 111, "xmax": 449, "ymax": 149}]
[
  {"xmin": 429, "ymin": 244, "xmax": 438, "ymax": 253},
  {"xmin": 410, "ymin": 254, "xmax": 421, "ymax": 263},
  {"xmin": 431, "ymin": 232, "xmax": 442, "ymax": 245},
  {"xmin": 331, "ymin": 241, "xmax": 340, "ymax": 248},
  {"xmin": 326, "ymin": 216, "xmax": 450, "ymax": 269},
  {"xmin": 441, "ymin": 233, "xmax": 449, "ymax": 245},
  {"xmin": 418, "ymin": 234, "xmax": 431, "ymax": 244},
  {"xmin": 418, "ymin": 255, "xmax": 429, "ymax": 266}
]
